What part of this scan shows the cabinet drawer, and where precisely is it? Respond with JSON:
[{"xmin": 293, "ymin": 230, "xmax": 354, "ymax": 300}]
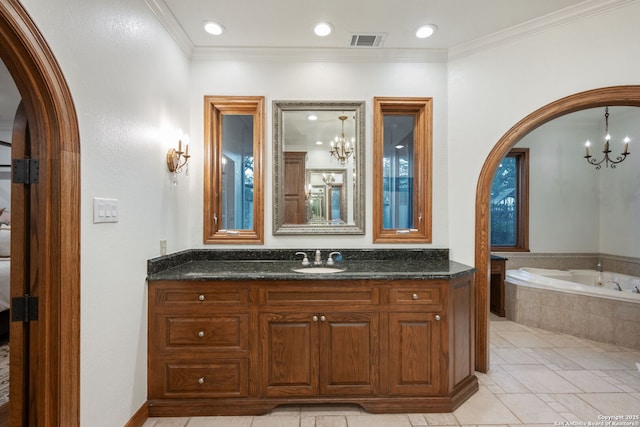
[
  {"xmin": 154, "ymin": 286, "xmax": 249, "ymax": 307},
  {"xmin": 263, "ymin": 286, "xmax": 377, "ymax": 305},
  {"xmin": 157, "ymin": 315, "xmax": 249, "ymax": 352},
  {"xmin": 390, "ymin": 288, "xmax": 442, "ymax": 305},
  {"xmin": 162, "ymin": 360, "xmax": 249, "ymax": 398}
]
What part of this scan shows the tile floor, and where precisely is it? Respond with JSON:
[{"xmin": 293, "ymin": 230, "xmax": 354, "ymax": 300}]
[{"xmin": 143, "ymin": 315, "xmax": 640, "ymax": 427}]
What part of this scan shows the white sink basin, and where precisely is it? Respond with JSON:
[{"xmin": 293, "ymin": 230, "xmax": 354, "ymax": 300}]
[{"xmin": 292, "ymin": 267, "xmax": 345, "ymax": 274}]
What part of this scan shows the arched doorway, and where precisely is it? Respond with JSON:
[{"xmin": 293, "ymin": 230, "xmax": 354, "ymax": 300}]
[
  {"xmin": 0, "ymin": 0, "xmax": 80, "ymax": 425},
  {"xmin": 474, "ymin": 85, "xmax": 640, "ymax": 372}
]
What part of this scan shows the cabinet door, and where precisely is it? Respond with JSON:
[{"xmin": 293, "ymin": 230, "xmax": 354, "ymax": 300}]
[
  {"xmin": 260, "ymin": 312, "xmax": 318, "ymax": 396},
  {"xmin": 319, "ymin": 312, "xmax": 378, "ymax": 396},
  {"xmin": 388, "ymin": 312, "xmax": 442, "ymax": 396}
]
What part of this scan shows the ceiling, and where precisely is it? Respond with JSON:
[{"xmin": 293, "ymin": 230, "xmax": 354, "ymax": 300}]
[
  {"xmin": 0, "ymin": 0, "xmax": 628, "ymax": 134},
  {"xmin": 157, "ymin": 0, "xmax": 592, "ymax": 52}
]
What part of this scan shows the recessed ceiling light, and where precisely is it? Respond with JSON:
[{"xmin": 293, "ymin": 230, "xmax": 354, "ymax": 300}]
[
  {"xmin": 307, "ymin": 113, "xmax": 318, "ymax": 121},
  {"xmin": 314, "ymin": 22, "xmax": 333, "ymax": 37},
  {"xmin": 204, "ymin": 21, "xmax": 225, "ymax": 35},
  {"xmin": 315, "ymin": 141, "xmax": 323, "ymax": 145},
  {"xmin": 415, "ymin": 24, "xmax": 437, "ymax": 39}
]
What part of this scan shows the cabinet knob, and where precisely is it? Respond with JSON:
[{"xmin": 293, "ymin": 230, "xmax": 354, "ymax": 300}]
[
  {"xmin": 320, "ymin": 315, "xmax": 326, "ymax": 322},
  {"xmin": 312, "ymin": 315, "xmax": 319, "ymax": 322},
  {"xmin": 198, "ymin": 377, "xmax": 205, "ymax": 384},
  {"xmin": 198, "ymin": 294, "xmax": 205, "ymax": 301},
  {"xmin": 412, "ymin": 293, "xmax": 419, "ymax": 300},
  {"xmin": 198, "ymin": 331, "xmax": 205, "ymax": 338},
  {"xmin": 435, "ymin": 314, "xmax": 441, "ymax": 321}
]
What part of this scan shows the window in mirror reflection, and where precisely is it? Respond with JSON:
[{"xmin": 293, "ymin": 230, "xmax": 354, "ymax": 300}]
[
  {"xmin": 373, "ymin": 97, "xmax": 432, "ymax": 243},
  {"xmin": 204, "ymin": 96, "xmax": 264, "ymax": 244}
]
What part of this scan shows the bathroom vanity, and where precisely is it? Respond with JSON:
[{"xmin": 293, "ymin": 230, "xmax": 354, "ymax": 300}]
[{"xmin": 146, "ymin": 250, "xmax": 477, "ymax": 416}]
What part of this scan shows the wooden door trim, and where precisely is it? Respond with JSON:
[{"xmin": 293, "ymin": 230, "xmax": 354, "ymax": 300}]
[
  {"xmin": 474, "ymin": 85, "xmax": 640, "ymax": 372},
  {"xmin": 0, "ymin": 0, "xmax": 80, "ymax": 425}
]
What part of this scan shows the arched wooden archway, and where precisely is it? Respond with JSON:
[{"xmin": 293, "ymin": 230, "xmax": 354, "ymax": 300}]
[
  {"xmin": 0, "ymin": 0, "xmax": 80, "ymax": 425},
  {"xmin": 474, "ymin": 85, "xmax": 640, "ymax": 372}
]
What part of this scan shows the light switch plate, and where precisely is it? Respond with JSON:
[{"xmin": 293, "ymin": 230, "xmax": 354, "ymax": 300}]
[{"xmin": 93, "ymin": 197, "xmax": 118, "ymax": 223}]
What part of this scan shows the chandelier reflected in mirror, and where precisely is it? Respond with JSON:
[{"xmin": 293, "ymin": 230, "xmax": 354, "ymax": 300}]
[
  {"xmin": 584, "ymin": 107, "xmax": 631, "ymax": 169},
  {"xmin": 329, "ymin": 115, "xmax": 354, "ymax": 165}
]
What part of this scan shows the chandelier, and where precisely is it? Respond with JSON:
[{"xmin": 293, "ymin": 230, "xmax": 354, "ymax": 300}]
[
  {"xmin": 584, "ymin": 107, "xmax": 631, "ymax": 169},
  {"xmin": 329, "ymin": 115, "xmax": 354, "ymax": 165}
]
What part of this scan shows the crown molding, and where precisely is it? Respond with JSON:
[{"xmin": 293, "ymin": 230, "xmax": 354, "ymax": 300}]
[
  {"xmin": 145, "ymin": 0, "xmax": 194, "ymax": 57},
  {"xmin": 146, "ymin": 0, "xmax": 639, "ymax": 63},
  {"xmin": 449, "ymin": 0, "xmax": 640, "ymax": 60}
]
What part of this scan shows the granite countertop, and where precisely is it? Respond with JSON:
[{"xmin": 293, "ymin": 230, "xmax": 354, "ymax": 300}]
[{"xmin": 147, "ymin": 249, "xmax": 475, "ymax": 281}]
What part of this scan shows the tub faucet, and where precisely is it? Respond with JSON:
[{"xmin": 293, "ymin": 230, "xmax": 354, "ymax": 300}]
[
  {"xmin": 596, "ymin": 259, "xmax": 603, "ymax": 272},
  {"xmin": 610, "ymin": 281, "xmax": 623, "ymax": 291},
  {"xmin": 633, "ymin": 286, "xmax": 640, "ymax": 294},
  {"xmin": 314, "ymin": 249, "xmax": 322, "ymax": 265}
]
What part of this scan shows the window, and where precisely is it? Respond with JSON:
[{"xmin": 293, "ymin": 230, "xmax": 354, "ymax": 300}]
[
  {"xmin": 204, "ymin": 96, "xmax": 264, "ymax": 244},
  {"xmin": 490, "ymin": 148, "xmax": 529, "ymax": 251},
  {"xmin": 373, "ymin": 97, "xmax": 432, "ymax": 243}
]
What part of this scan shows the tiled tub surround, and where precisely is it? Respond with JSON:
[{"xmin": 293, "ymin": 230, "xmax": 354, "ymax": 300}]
[
  {"xmin": 504, "ymin": 269, "xmax": 640, "ymax": 350},
  {"xmin": 493, "ymin": 252, "xmax": 640, "ymax": 278}
]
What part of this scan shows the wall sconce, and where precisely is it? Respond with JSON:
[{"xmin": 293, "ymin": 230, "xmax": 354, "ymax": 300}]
[{"xmin": 166, "ymin": 137, "xmax": 190, "ymax": 175}]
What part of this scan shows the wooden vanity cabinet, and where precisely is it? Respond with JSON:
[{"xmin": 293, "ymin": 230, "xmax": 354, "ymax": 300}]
[
  {"xmin": 261, "ymin": 311, "xmax": 378, "ymax": 397},
  {"xmin": 147, "ymin": 275, "xmax": 477, "ymax": 416}
]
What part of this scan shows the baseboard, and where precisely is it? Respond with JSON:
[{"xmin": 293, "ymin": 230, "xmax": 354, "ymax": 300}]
[{"xmin": 124, "ymin": 402, "xmax": 148, "ymax": 427}]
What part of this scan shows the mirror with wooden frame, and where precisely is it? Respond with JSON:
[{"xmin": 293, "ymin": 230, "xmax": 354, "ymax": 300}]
[
  {"xmin": 273, "ymin": 100, "xmax": 365, "ymax": 235},
  {"xmin": 204, "ymin": 96, "xmax": 264, "ymax": 244}
]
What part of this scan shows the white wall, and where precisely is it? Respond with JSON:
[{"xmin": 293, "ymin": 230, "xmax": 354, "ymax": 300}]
[
  {"xmin": 448, "ymin": 1, "xmax": 640, "ymax": 265},
  {"xmin": 514, "ymin": 108, "xmax": 640, "ymax": 257},
  {"xmin": 516, "ymin": 119, "xmax": 601, "ymax": 252},
  {"xmin": 599, "ymin": 109, "xmax": 640, "ymax": 257},
  {"xmin": 20, "ymin": 0, "xmax": 191, "ymax": 425},
  {"xmin": 188, "ymin": 60, "xmax": 450, "ymax": 249}
]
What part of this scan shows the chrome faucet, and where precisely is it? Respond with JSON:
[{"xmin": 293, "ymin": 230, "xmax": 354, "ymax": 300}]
[
  {"xmin": 633, "ymin": 286, "xmax": 640, "ymax": 294},
  {"xmin": 610, "ymin": 281, "xmax": 623, "ymax": 291},
  {"xmin": 326, "ymin": 251, "xmax": 341, "ymax": 266},
  {"xmin": 314, "ymin": 249, "xmax": 322, "ymax": 265},
  {"xmin": 295, "ymin": 251, "xmax": 310, "ymax": 266}
]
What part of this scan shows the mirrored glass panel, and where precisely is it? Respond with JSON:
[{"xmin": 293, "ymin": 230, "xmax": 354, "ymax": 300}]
[
  {"xmin": 383, "ymin": 115, "xmax": 415, "ymax": 229},
  {"xmin": 220, "ymin": 115, "xmax": 254, "ymax": 230},
  {"xmin": 273, "ymin": 100, "xmax": 365, "ymax": 235},
  {"xmin": 373, "ymin": 97, "xmax": 432, "ymax": 243}
]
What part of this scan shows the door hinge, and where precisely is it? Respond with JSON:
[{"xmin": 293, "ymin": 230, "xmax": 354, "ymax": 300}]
[
  {"xmin": 12, "ymin": 158, "xmax": 40, "ymax": 184},
  {"xmin": 11, "ymin": 295, "xmax": 39, "ymax": 322}
]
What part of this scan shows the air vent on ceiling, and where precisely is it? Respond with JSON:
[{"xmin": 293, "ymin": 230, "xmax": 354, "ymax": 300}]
[{"xmin": 349, "ymin": 33, "xmax": 386, "ymax": 48}]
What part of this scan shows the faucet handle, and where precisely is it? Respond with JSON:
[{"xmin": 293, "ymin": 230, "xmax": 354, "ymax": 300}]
[
  {"xmin": 327, "ymin": 251, "xmax": 342, "ymax": 266},
  {"xmin": 295, "ymin": 251, "xmax": 310, "ymax": 266}
]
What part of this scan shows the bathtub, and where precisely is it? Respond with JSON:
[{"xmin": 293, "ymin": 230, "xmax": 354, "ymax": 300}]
[
  {"xmin": 506, "ymin": 267, "xmax": 640, "ymax": 303},
  {"xmin": 504, "ymin": 267, "xmax": 640, "ymax": 349}
]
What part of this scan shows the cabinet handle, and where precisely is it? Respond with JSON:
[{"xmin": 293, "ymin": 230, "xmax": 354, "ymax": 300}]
[
  {"xmin": 198, "ymin": 294, "xmax": 205, "ymax": 301},
  {"xmin": 412, "ymin": 293, "xmax": 419, "ymax": 300},
  {"xmin": 198, "ymin": 377, "xmax": 205, "ymax": 384},
  {"xmin": 435, "ymin": 314, "xmax": 441, "ymax": 321},
  {"xmin": 312, "ymin": 315, "xmax": 318, "ymax": 322},
  {"xmin": 320, "ymin": 315, "xmax": 326, "ymax": 322},
  {"xmin": 198, "ymin": 331, "xmax": 205, "ymax": 338}
]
